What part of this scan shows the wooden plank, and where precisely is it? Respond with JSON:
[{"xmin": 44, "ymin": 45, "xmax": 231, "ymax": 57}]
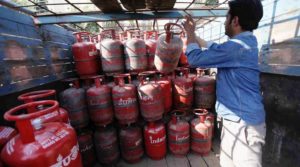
[
  {"xmin": 187, "ymin": 153, "xmax": 207, "ymax": 167},
  {"xmin": 117, "ymin": 156, "xmax": 148, "ymax": 167},
  {"xmin": 202, "ymin": 152, "xmax": 221, "ymax": 167},
  {"xmin": 146, "ymin": 156, "xmax": 168, "ymax": 167},
  {"xmin": 166, "ymin": 154, "xmax": 190, "ymax": 167}
]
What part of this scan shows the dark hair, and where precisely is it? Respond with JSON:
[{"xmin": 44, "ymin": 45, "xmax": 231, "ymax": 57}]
[{"xmin": 228, "ymin": 0, "xmax": 263, "ymax": 31}]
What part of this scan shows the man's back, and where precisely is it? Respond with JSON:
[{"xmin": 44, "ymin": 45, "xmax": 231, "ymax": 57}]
[{"xmin": 186, "ymin": 31, "xmax": 265, "ymax": 125}]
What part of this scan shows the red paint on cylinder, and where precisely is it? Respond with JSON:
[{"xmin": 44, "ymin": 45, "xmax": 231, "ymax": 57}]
[
  {"xmin": 144, "ymin": 121, "xmax": 166, "ymax": 160},
  {"xmin": 138, "ymin": 71, "xmax": 164, "ymax": 121},
  {"xmin": 190, "ymin": 109, "xmax": 213, "ymax": 156},
  {"xmin": 113, "ymin": 74, "xmax": 139, "ymax": 125},
  {"xmin": 77, "ymin": 129, "xmax": 96, "ymax": 167},
  {"xmin": 86, "ymin": 76, "xmax": 114, "ymax": 126},
  {"xmin": 94, "ymin": 126, "xmax": 120, "ymax": 165},
  {"xmin": 154, "ymin": 23, "xmax": 183, "ymax": 73},
  {"xmin": 194, "ymin": 68, "xmax": 216, "ymax": 109},
  {"xmin": 100, "ymin": 29, "xmax": 124, "ymax": 75},
  {"xmin": 144, "ymin": 31, "xmax": 158, "ymax": 70},
  {"xmin": 157, "ymin": 72, "xmax": 172, "ymax": 113},
  {"xmin": 1, "ymin": 100, "xmax": 82, "ymax": 167},
  {"xmin": 173, "ymin": 67, "xmax": 194, "ymax": 110},
  {"xmin": 60, "ymin": 78, "xmax": 89, "ymax": 129},
  {"xmin": 18, "ymin": 89, "xmax": 69, "ymax": 124},
  {"xmin": 168, "ymin": 111, "xmax": 190, "ymax": 156},
  {"xmin": 72, "ymin": 32, "xmax": 100, "ymax": 76},
  {"xmin": 119, "ymin": 125, "xmax": 144, "ymax": 163}
]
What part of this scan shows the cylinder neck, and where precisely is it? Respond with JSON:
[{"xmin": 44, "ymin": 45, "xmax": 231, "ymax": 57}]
[
  {"xmin": 171, "ymin": 111, "xmax": 185, "ymax": 123},
  {"xmin": 196, "ymin": 68, "xmax": 205, "ymax": 77},
  {"xmin": 94, "ymin": 78, "xmax": 102, "ymax": 88},
  {"xmin": 148, "ymin": 121, "xmax": 155, "ymax": 128},
  {"xmin": 194, "ymin": 109, "xmax": 208, "ymax": 123},
  {"xmin": 118, "ymin": 77, "xmax": 125, "ymax": 87},
  {"xmin": 17, "ymin": 119, "xmax": 35, "ymax": 144}
]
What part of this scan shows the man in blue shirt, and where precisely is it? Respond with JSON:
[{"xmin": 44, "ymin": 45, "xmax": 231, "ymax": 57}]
[{"xmin": 183, "ymin": 0, "xmax": 266, "ymax": 166}]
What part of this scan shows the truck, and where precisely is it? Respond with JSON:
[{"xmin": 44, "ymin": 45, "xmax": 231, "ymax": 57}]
[{"xmin": 0, "ymin": 0, "xmax": 299, "ymax": 167}]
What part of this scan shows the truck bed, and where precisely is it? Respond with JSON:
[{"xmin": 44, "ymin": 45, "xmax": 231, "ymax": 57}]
[{"xmin": 95, "ymin": 138, "xmax": 221, "ymax": 167}]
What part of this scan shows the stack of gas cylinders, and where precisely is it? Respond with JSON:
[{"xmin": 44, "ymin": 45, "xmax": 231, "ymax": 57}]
[
  {"xmin": 0, "ymin": 23, "xmax": 217, "ymax": 166},
  {"xmin": 57, "ymin": 66, "xmax": 215, "ymax": 166},
  {"xmin": 72, "ymin": 23, "xmax": 189, "ymax": 78}
]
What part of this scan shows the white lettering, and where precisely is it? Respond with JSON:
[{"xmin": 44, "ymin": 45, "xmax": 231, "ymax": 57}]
[
  {"xmin": 0, "ymin": 127, "xmax": 14, "ymax": 139},
  {"xmin": 50, "ymin": 144, "xmax": 79, "ymax": 167},
  {"xmin": 149, "ymin": 135, "xmax": 166, "ymax": 144},
  {"xmin": 117, "ymin": 98, "xmax": 137, "ymax": 106},
  {"xmin": 6, "ymin": 138, "xmax": 15, "ymax": 155},
  {"xmin": 141, "ymin": 95, "xmax": 154, "ymax": 101},
  {"xmin": 41, "ymin": 130, "xmax": 70, "ymax": 149},
  {"xmin": 175, "ymin": 135, "xmax": 189, "ymax": 142},
  {"xmin": 81, "ymin": 144, "xmax": 93, "ymax": 152}
]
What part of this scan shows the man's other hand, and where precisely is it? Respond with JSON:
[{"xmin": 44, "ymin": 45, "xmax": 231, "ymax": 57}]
[{"xmin": 182, "ymin": 15, "xmax": 196, "ymax": 35}]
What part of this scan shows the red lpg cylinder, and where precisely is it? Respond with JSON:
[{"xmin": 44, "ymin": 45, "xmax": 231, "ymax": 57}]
[
  {"xmin": 119, "ymin": 125, "xmax": 144, "ymax": 163},
  {"xmin": 138, "ymin": 71, "xmax": 164, "ymax": 121},
  {"xmin": 72, "ymin": 32, "xmax": 100, "ymax": 77},
  {"xmin": 194, "ymin": 68, "xmax": 216, "ymax": 109},
  {"xmin": 155, "ymin": 23, "xmax": 183, "ymax": 73},
  {"xmin": 94, "ymin": 126, "xmax": 120, "ymax": 165},
  {"xmin": 144, "ymin": 31, "xmax": 158, "ymax": 70},
  {"xmin": 59, "ymin": 78, "xmax": 89, "ymax": 129},
  {"xmin": 1, "ymin": 100, "xmax": 82, "ymax": 167},
  {"xmin": 173, "ymin": 67, "xmax": 194, "ymax": 110},
  {"xmin": 86, "ymin": 75, "xmax": 114, "ymax": 126},
  {"xmin": 144, "ymin": 121, "xmax": 167, "ymax": 160},
  {"xmin": 168, "ymin": 111, "xmax": 190, "ymax": 156},
  {"xmin": 18, "ymin": 89, "xmax": 69, "ymax": 124},
  {"xmin": 156, "ymin": 72, "xmax": 172, "ymax": 113},
  {"xmin": 112, "ymin": 74, "xmax": 139, "ymax": 125},
  {"xmin": 100, "ymin": 29, "xmax": 124, "ymax": 75},
  {"xmin": 77, "ymin": 129, "xmax": 96, "ymax": 167},
  {"xmin": 179, "ymin": 33, "xmax": 189, "ymax": 67},
  {"xmin": 0, "ymin": 126, "xmax": 17, "ymax": 150},
  {"xmin": 124, "ymin": 30, "xmax": 147, "ymax": 73},
  {"xmin": 191, "ymin": 109, "xmax": 213, "ymax": 156}
]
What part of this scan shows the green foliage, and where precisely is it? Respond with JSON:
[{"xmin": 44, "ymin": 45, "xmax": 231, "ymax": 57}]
[
  {"xmin": 205, "ymin": 0, "xmax": 219, "ymax": 6},
  {"xmin": 85, "ymin": 22, "xmax": 100, "ymax": 33}
]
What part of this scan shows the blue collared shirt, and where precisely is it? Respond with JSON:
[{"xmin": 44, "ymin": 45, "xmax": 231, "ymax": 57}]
[{"xmin": 186, "ymin": 31, "xmax": 265, "ymax": 125}]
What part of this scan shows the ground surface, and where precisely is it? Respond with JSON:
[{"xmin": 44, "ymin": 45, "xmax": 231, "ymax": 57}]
[{"xmin": 94, "ymin": 138, "xmax": 221, "ymax": 167}]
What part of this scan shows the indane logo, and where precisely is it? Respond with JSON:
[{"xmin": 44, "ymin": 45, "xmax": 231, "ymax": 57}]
[
  {"xmin": 117, "ymin": 98, "xmax": 137, "ymax": 106},
  {"xmin": 149, "ymin": 135, "xmax": 166, "ymax": 144},
  {"xmin": 50, "ymin": 144, "xmax": 79, "ymax": 167},
  {"xmin": 175, "ymin": 135, "xmax": 189, "ymax": 142}
]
